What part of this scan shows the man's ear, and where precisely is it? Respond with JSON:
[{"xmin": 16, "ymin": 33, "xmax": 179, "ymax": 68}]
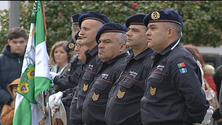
[
  {"xmin": 167, "ymin": 28, "xmax": 174, "ymax": 38},
  {"xmin": 77, "ymin": 27, "xmax": 80, "ymax": 31},
  {"xmin": 120, "ymin": 43, "xmax": 127, "ymax": 53}
]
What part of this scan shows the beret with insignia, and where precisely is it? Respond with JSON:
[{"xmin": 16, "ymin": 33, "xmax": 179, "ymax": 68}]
[
  {"xmin": 78, "ymin": 11, "xmax": 110, "ymax": 27},
  {"xmin": 65, "ymin": 38, "xmax": 76, "ymax": 52},
  {"xmin": 96, "ymin": 22, "xmax": 127, "ymax": 43},
  {"xmin": 143, "ymin": 9, "xmax": 183, "ymax": 27},
  {"xmin": 75, "ymin": 30, "xmax": 82, "ymax": 40},
  {"xmin": 125, "ymin": 14, "xmax": 146, "ymax": 28},
  {"xmin": 70, "ymin": 13, "xmax": 82, "ymax": 25}
]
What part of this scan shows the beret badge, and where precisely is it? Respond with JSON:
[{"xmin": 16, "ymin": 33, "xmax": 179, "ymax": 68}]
[
  {"xmin": 70, "ymin": 17, "xmax": 73, "ymax": 23},
  {"xmin": 151, "ymin": 11, "xmax": 160, "ymax": 20},
  {"xmin": 68, "ymin": 43, "xmax": 75, "ymax": 50}
]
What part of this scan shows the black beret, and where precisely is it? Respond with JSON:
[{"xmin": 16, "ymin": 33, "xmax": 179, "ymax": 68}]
[
  {"xmin": 78, "ymin": 11, "xmax": 109, "ymax": 27},
  {"xmin": 125, "ymin": 14, "xmax": 146, "ymax": 28},
  {"xmin": 70, "ymin": 13, "xmax": 82, "ymax": 25},
  {"xmin": 96, "ymin": 22, "xmax": 128, "ymax": 43},
  {"xmin": 65, "ymin": 38, "xmax": 75, "ymax": 52},
  {"xmin": 143, "ymin": 9, "xmax": 183, "ymax": 27},
  {"xmin": 75, "ymin": 30, "xmax": 82, "ymax": 41}
]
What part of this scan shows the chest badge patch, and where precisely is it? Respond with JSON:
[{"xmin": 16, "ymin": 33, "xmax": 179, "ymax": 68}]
[
  {"xmin": 117, "ymin": 90, "xmax": 125, "ymax": 99},
  {"xmin": 92, "ymin": 92, "xmax": 99, "ymax": 101},
  {"xmin": 157, "ymin": 65, "xmax": 165, "ymax": 71},
  {"xmin": 150, "ymin": 86, "xmax": 156, "ymax": 96},
  {"xmin": 83, "ymin": 84, "xmax": 88, "ymax": 91}
]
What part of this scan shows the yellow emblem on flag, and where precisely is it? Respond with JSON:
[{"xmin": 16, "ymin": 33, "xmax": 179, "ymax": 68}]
[
  {"xmin": 150, "ymin": 86, "xmax": 156, "ymax": 96},
  {"xmin": 83, "ymin": 84, "xmax": 88, "ymax": 91},
  {"xmin": 117, "ymin": 90, "xmax": 125, "ymax": 98},
  {"xmin": 92, "ymin": 92, "xmax": 99, "ymax": 101}
]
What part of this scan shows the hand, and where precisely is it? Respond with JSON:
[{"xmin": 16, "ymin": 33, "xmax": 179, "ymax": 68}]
[
  {"xmin": 48, "ymin": 91, "xmax": 63, "ymax": 111},
  {"xmin": 201, "ymin": 106, "xmax": 213, "ymax": 125},
  {"xmin": 50, "ymin": 72, "xmax": 58, "ymax": 80}
]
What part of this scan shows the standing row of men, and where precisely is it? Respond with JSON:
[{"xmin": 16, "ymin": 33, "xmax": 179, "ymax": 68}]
[
  {"xmin": 48, "ymin": 9, "xmax": 213, "ymax": 125},
  {"xmin": 0, "ymin": 9, "xmax": 213, "ymax": 125}
]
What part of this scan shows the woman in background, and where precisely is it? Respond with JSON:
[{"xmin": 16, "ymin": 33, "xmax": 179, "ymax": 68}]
[{"xmin": 49, "ymin": 41, "xmax": 72, "ymax": 75}]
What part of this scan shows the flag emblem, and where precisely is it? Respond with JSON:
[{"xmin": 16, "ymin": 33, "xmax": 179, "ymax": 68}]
[
  {"xmin": 27, "ymin": 68, "xmax": 35, "ymax": 79},
  {"xmin": 177, "ymin": 62, "xmax": 185, "ymax": 68},
  {"xmin": 179, "ymin": 68, "xmax": 188, "ymax": 74},
  {"xmin": 18, "ymin": 83, "xmax": 29, "ymax": 93}
]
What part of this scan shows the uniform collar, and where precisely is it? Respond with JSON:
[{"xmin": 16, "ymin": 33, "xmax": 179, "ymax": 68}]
[
  {"xmin": 85, "ymin": 45, "xmax": 98, "ymax": 57},
  {"xmin": 105, "ymin": 53, "xmax": 128, "ymax": 65},
  {"xmin": 157, "ymin": 39, "xmax": 180, "ymax": 56},
  {"xmin": 126, "ymin": 47, "xmax": 153, "ymax": 63}
]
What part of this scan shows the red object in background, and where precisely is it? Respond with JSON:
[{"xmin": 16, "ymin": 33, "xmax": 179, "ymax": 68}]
[
  {"xmin": 196, "ymin": 1, "xmax": 199, "ymax": 4},
  {"xmin": 4, "ymin": 43, "xmax": 7, "ymax": 47},
  {"xmin": 119, "ymin": 3, "xmax": 122, "ymax": 6},
  {"xmin": 58, "ymin": 12, "xmax": 63, "ymax": 18},
  {"xmin": 132, "ymin": 3, "xmax": 138, "ymax": 9}
]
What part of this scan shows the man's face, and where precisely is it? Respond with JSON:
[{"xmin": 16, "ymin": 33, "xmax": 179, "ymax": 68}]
[
  {"xmin": 75, "ymin": 39, "xmax": 88, "ymax": 63},
  {"xmin": 8, "ymin": 37, "xmax": 27, "ymax": 56},
  {"xmin": 79, "ymin": 19, "xmax": 101, "ymax": 48},
  {"xmin": 145, "ymin": 22, "xmax": 168, "ymax": 53},
  {"xmin": 98, "ymin": 32, "xmax": 123, "ymax": 62},
  {"xmin": 126, "ymin": 25, "xmax": 148, "ymax": 50}
]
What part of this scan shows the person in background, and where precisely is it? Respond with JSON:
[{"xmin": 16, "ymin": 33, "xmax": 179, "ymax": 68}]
[
  {"xmin": 141, "ymin": 9, "xmax": 212, "ymax": 125},
  {"xmin": 214, "ymin": 65, "xmax": 222, "ymax": 125},
  {"xmin": 183, "ymin": 44, "xmax": 217, "ymax": 95},
  {"xmin": 66, "ymin": 13, "xmax": 82, "ymax": 57},
  {"xmin": 0, "ymin": 27, "xmax": 28, "ymax": 125},
  {"xmin": 51, "ymin": 13, "xmax": 82, "ymax": 92},
  {"xmin": 49, "ymin": 31, "xmax": 87, "ymax": 125},
  {"xmin": 184, "ymin": 44, "xmax": 218, "ymax": 125},
  {"xmin": 49, "ymin": 41, "xmax": 72, "ymax": 75},
  {"xmin": 105, "ymin": 14, "xmax": 154, "ymax": 125},
  {"xmin": 82, "ymin": 23, "xmax": 128, "ymax": 125},
  {"xmin": 1, "ymin": 78, "xmax": 46, "ymax": 125}
]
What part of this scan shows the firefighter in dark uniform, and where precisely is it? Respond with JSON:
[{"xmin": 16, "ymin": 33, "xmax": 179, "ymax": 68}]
[
  {"xmin": 51, "ymin": 13, "xmax": 82, "ymax": 92},
  {"xmin": 69, "ymin": 11, "xmax": 110, "ymax": 124},
  {"xmin": 66, "ymin": 13, "xmax": 82, "ymax": 57},
  {"xmin": 82, "ymin": 23, "xmax": 128, "ymax": 125},
  {"xmin": 141, "ymin": 9, "xmax": 213, "ymax": 125},
  {"xmin": 105, "ymin": 14, "xmax": 154, "ymax": 125},
  {"xmin": 49, "ymin": 31, "xmax": 85, "ymax": 125}
]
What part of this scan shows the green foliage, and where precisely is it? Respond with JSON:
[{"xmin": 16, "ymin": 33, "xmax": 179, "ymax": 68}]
[{"xmin": 1, "ymin": 1, "xmax": 222, "ymax": 52}]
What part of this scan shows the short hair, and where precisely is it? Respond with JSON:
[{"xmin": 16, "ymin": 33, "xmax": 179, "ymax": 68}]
[
  {"xmin": 164, "ymin": 22, "xmax": 182, "ymax": 39},
  {"xmin": 72, "ymin": 24, "xmax": 79, "ymax": 31},
  {"xmin": 8, "ymin": 27, "xmax": 28, "ymax": 40},
  {"xmin": 116, "ymin": 33, "xmax": 127, "ymax": 44},
  {"xmin": 116, "ymin": 33, "xmax": 127, "ymax": 51},
  {"xmin": 49, "ymin": 41, "xmax": 72, "ymax": 68}
]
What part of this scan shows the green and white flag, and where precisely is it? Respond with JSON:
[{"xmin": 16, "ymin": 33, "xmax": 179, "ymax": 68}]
[{"xmin": 13, "ymin": 1, "xmax": 53, "ymax": 125}]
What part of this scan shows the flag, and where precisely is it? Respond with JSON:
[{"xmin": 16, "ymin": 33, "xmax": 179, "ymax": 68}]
[{"xmin": 13, "ymin": 1, "xmax": 53, "ymax": 125}]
